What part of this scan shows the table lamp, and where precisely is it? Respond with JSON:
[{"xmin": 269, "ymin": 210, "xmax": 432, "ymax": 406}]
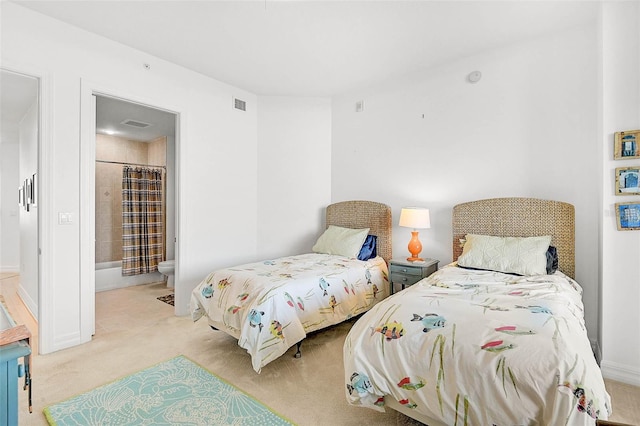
[{"xmin": 399, "ymin": 207, "xmax": 431, "ymax": 262}]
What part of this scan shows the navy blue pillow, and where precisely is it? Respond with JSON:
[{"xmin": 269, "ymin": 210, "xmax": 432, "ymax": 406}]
[
  {"xmin": 546, "ymin": 246, "xmax": 559, "ymax": 274},
  {"xmin": 357, "ymin": 235, "xmax": 377, "ymax": 261}
]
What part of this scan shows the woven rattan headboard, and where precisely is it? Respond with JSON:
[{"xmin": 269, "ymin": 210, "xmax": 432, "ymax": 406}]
[
  {"xmin": 325, "ymin": 200, "xmax": 392, "ymax": 263},
  {"xmin": 452, "ymin": 198, "xmax": 575, "ymax": 278}
]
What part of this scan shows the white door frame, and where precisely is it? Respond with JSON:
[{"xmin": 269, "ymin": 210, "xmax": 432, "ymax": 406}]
[{"xmin": 79, "ymin": 79, "xmax": 183, "ymax": 342}]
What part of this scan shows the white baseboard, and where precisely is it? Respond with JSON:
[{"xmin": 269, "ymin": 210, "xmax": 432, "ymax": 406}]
[
  {"xmin": 95, "ymin": 269, "xmax": 164, "ymax": 292},
  {"xmin": 0, "ymin": 267, "xmax": 19, "ymax": 273},
  {"xmin": 590, "ymin": 339, "xmax": 602, "ymax": 364},
  {"xmin": 17, "ymin": 284, "xmax": 38, "ymax": 321},
  {"xmin": 601, "ymin": 360, "xmax": 640, "ymax": 386},
  {"xmin": 52, "ymin": 331, "xmax": 82, "ymax": 352}
]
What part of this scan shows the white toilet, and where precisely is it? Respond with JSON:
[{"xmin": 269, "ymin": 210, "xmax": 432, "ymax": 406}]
[{"xmin": 158, "ymin": 260, "xmax": 175, "ymax": 288}]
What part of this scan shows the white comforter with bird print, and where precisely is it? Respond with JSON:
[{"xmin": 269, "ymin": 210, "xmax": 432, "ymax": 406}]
[
  {"xmin": 191, "ymin": 253, "xmax": 389, "ymax": 373},
  {"xmin": 343, "ymin": 264, "xmax": 612, "ymax": 425}
]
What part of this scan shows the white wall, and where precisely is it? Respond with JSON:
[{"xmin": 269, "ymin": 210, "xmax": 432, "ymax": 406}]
[
  {"xmin": 600, "ymin": 2, "xmax": 640, "ymax": 386},
  {"xmin": 0, "ymin": 124, "xmax": 20, "ymax": 270},
  {"xmin": 332, "ymin": 25, "xmax": 601, "ymax": 340},
  {"xmin": 18, "ymin": 99, "xmax": 39, "ymax": 318},
  {"xmin": 1, "ymin": 3, "xmax": 260, "ymax": 352},
  {"xmin": 257, "ymin": 97, "xmax": 332, "ymax": 259}
]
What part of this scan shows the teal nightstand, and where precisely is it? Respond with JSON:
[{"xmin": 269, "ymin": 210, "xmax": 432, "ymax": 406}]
[{"xmin": 389, "ymin": 258, "xmax": 439, "ymax": 294}]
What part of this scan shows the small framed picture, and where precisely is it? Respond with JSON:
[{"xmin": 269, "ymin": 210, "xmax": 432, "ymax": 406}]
[
  {"xmin": 615, "ymin": 167, "xmax": 640, "ymax": 195},
  {"xmin": 18, "ymin": 186, "xmax": 24, "ymax": 206},
  {"xmin": 25, "ymin": 178, "xmax": 32, "ymax": 205},
  {"xmin": 31, "ymin": 173, "xmax": 37, "ymax": 206},
  {"xmin": 615, "ymin": 202, "xmax": 640, "ymax": 230},
  {"xmin": 614, "ymin": 129, "xmax": 640, "ymax": 160}
]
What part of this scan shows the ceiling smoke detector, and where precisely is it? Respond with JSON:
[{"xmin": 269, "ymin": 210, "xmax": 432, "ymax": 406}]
[{"xmin": 467, "ymin": 71, "xmax": 482, "ymax": 84}]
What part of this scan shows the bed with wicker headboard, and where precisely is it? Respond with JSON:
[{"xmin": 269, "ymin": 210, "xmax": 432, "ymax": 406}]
[
  {"xmin": 452, "ymin": 197, "xmax": 575, "ymax": 278},
  {"xmin": 344, "ymin": 197, "xmax": 611, "ymax": 425},
  {"xmin": 190, "ymin": 200, "xmax": 392, "ymax": 373}
]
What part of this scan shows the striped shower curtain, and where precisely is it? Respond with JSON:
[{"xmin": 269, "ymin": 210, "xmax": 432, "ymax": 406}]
[{"xmin": 122, "ymin": 166, "xmax": 164, "ymax": 276}]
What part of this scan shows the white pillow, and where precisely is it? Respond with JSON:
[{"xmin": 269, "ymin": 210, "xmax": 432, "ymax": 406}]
[
  {"xmin": 312, "ymin": 225, "xmax": 370, "ymax": 258},
  {"xmin": 457, "ymin": 234, "xmax": 552, "ymax": 276}
]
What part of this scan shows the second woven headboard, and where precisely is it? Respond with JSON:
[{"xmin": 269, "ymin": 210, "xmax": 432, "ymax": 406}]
[{"xmin": 452, "ymin": 197, "xmax": 575, "ymax": 278}]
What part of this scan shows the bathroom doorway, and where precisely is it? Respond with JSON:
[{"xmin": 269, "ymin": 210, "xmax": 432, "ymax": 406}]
[
  {"xmin": 93, "ymin": 95, "xmax": 177, "ymax": 294},
  {"xmin": 79, "ymin": 83, "xmax": 182, "ymax": 342}
]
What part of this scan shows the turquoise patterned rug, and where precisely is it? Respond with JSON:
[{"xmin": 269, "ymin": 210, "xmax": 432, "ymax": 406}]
[{"xmin": 44, "ymin": 355, "xmax": 295, "ymax": 425}]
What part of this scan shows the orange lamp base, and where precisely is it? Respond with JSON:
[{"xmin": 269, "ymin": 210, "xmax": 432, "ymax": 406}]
[{"xmin": 406, "ymin": 231, "xmax": 424, "ymax": 262}]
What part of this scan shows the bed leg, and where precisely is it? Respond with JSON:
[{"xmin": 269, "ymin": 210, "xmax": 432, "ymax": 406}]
[{"xmin": 294, "ymin": 340, "xmax": 302, "ymax": 358}]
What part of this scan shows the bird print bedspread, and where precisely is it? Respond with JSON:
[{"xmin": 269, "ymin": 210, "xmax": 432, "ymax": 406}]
[
  {"xmin": 191, "ymin": 253, "xmax": 389, "ymax": 373},
  {"xmin": 343, "ymin": 265, "xmax": 612, "ymax": 425}
]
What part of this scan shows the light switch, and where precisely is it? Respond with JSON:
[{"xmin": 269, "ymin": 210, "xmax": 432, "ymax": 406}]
[{"xmin": 58, "ymin": 212, "xmax": 73, "ymax": 224}]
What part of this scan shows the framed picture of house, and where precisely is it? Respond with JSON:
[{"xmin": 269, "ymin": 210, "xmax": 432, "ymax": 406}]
[
  {"xmin": 615, "ymin": 167, "xmax": 640, "ymax": 195},
  {"xmin": 614, "ymin": 129, "xmax": 640, "ymax": 159},
  {"xmin": 615, "ymin": 202, "xmax": 640, "ymax": 230}
]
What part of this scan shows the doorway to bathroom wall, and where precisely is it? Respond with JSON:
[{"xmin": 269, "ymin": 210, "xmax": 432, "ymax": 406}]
[
  {"xmin": 93, "ymin": 95, "xmax": 177, "ymax": 293},
  {"xmin": 79, "ymin": 83, "xmax": 180, "ymax": 340}
]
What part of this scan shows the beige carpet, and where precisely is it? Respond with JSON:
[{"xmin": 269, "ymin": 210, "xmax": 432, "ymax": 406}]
[{"xmin": 2, "ymin": 279, "xmax": 638, "ymax": 426}]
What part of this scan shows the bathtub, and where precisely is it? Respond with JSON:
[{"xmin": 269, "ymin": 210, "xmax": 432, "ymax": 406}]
[{"xmin": 95, "ymin": 261, "xmax": 164, "ymax": 292}]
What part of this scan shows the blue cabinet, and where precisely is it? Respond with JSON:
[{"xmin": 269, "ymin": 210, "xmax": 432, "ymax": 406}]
[{"xmin": 0, "ymin": 304, "xmax": 31, "ymax": 426}]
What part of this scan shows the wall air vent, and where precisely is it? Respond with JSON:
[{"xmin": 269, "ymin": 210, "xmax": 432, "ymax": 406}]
[
  {"xmin": 121, "ymin": 119, "xmax": 152, "ymax": 128},
  {"xmin": 233, "ymin": 97, "xmax": 247, "ymax": 112}
]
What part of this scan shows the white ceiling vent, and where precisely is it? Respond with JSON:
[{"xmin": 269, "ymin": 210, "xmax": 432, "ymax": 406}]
[
  {"xmin": 121, "ymin": 118, "xmax": 152, "ymax": 128},
  {"xmin": 233, "ymin": 97, "xmax": 247, "ymax": 112}
]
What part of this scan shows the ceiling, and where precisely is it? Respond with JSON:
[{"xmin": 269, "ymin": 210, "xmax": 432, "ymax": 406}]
[
  {"xmin": 2, "ymin": 1, "xmax": 598, "ymax": 141},
  {"xmin": 96, "ymin": 96, "xmax": 176, "ymax": 141},
  {"xmin": 11, "ymin": 0, "xmax": 598, "ymax": 97}
]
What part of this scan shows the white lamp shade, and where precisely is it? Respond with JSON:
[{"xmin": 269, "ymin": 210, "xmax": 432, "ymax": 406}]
[{"xmin": 399, "ymin": 207, "xmax": 431, "ymax": 229}]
